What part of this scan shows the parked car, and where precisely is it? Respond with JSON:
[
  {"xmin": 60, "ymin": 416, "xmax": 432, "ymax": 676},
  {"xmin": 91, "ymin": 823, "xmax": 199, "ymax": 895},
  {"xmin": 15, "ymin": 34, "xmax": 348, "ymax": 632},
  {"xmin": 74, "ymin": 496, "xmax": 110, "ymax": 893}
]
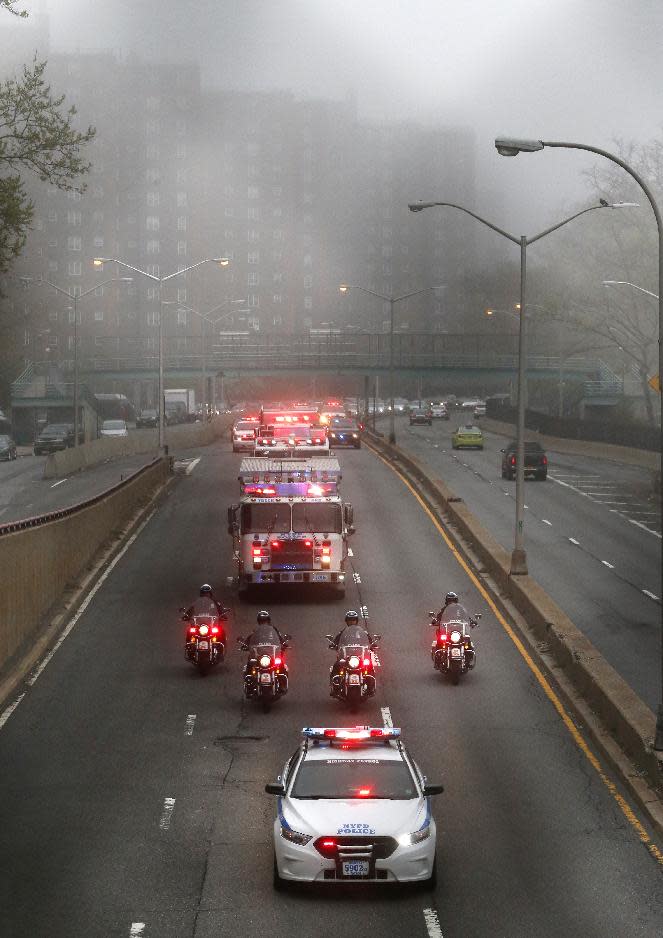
[
  {"xmin": 410, "ymin": 409, "xmax": 432, "ymax": 426},
  {"xmin": 452, "ymin": 425, "xmax": 484, "ymax": 449},
  {"xmin": 501, "ymin": 441, "xmax": 548, "ymax": 480},
  {"xmin": 0, "ymin": 434, "xmax": 17, "ymax": 460},
  {"xmin": 100, "ymin": 419, "xmax": 129, "ymax": 438},
  {"xmin": 33, "ymin": 423, "xmax": 76, "ymax": 455},
  {"xmin": 327, "ymin": 416, "xmax": 363, "ymax": 448},
  {"xmin": 136, "ymin": 408, "xmax": 158, "ymax": 428}
]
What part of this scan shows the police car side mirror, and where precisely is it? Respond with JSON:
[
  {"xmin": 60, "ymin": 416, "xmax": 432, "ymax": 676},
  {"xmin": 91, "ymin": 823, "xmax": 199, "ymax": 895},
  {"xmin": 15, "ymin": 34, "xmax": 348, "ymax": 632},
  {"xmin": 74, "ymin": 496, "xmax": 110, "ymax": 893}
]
[
  {"xmin": 422, "ymin": 783, "xmax": 444, "ymax": 796},
  {"xmin": 265, "ymin": 782, "xmax": 286, "ymax": 796}
]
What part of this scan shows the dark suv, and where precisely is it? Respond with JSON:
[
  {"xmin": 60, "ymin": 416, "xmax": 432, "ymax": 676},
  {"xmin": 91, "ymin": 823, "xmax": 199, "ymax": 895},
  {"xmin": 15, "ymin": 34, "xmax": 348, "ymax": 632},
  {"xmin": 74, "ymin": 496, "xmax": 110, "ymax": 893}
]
[
  {"xmin": 34, "ymin": 423, "xmax": 76, "ymax": 455},
  {"xmin": 327, "ymin": 417, "xmax": 363, "ymax": 448},
  {"xmin": 136, "ymin": 408, "xmax": 158, "ymax": 428},
  {"xmin": 501, "ymin": 441, "xmax": 548, "ymax": 480},
  {"xmin": 409, "ymin": 409, "xmax": 432, "ymax": 426}
]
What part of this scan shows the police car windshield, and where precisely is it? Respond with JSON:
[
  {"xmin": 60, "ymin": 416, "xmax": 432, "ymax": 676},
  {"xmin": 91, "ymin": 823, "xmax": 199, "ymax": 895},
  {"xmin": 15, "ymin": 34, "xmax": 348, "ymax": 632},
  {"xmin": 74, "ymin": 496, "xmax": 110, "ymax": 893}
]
[
  {"xmin": 440, "ymin": 603, "xmax": 470, "ymax": 624},
  {"xmin": 291, "ymin": 758, "xmax": 417, "ymax": 800}
]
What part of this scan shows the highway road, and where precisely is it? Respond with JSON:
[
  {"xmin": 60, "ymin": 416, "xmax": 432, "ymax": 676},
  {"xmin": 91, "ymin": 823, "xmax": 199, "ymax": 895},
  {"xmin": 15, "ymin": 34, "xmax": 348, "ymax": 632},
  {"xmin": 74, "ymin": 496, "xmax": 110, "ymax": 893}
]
[
  {"xmin": 0, "ymin": 440, "xmax": 662, "ymax": 937},
  {"xmin": 385, "ymin": 417, "xmax": 661, "ymax": 713},
  {"xmin": 0, "ymin": 451, "xmax": 174, "ymax": 525}
]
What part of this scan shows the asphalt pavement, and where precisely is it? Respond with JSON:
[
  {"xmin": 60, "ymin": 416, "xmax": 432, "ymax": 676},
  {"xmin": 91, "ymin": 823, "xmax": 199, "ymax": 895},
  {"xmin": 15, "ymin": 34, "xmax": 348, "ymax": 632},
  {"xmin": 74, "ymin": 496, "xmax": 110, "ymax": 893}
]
[
  {"xmin": 0, "ymin": 439, "xmax": 662, "ymax": 937},
  {"xmin": 384, "ymin": 415, "xmax": 662, "ymax": 712}
]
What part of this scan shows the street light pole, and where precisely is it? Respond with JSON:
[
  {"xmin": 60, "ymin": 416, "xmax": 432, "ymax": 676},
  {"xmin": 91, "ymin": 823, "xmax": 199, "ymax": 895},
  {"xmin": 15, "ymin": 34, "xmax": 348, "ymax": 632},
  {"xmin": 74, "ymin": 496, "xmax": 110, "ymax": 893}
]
[
  {"xmin": 495, "ymin": 135, "xmax": 663, "ymax": 750},
  {"xmin": 409, "ymin": 199, "xmax": 632, "ymax": 575},
  {"xmin": 93, "ymin": 256, "xmax": 229, "ymax": 450},
  {"xmin": 340, "ymin": 283, "xmax": 434, "ymax": 444},
  {"xmin": 45, "ymin": 277, "xmax": 130, "ymax": 446}
]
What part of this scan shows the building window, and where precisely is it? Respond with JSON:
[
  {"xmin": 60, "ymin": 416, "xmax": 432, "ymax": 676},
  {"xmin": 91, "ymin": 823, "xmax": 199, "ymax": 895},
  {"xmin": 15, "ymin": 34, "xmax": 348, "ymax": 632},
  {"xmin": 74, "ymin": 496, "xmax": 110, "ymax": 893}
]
[
  {"xmin": 224, "ymin": 229, "xmax": 235, "ymax": 241},
  {"xmin": 177, "ymin": 309, "xmax": 187, "ymax": 325},
  {"xmin": 146, "ymin": 144, "xmax": 160, "ymax": 160},
  {"xmin": 48, "ymin": 210, "xmax": 57, "ymax": 223},
  {"xmin": 146, "ymin": 239, "xmax": 160, "ymax": 254},
  {"xmin": 93, "ymin": 210, "xmax": 104, "ymax": 225},
  {"xmin": 273, "ymin": 229, "xmax": 283, "ymax": 241},
  {"xmin": 177, "ymin": 287, "xmax": 186, "ymax": 303},
  {"xmin": 248, "ymin": 229, "xmax": 259, "ymax": 242},
  {"xmin": 48, "ymin": 309, "xmax": 58, "ymax": 322},
  {"xmin": 177, "ymin": 240, "xmax": 187, "ymax": 255},
  {"xmin": 177, "ymin": 216, "xmax": 187, "ymax": 231},
  {"xmin": 248, "ymin": 251, "xmax": 260, "ymax": 264},
  {"xmin": 248, "ymin": 294, "xmax": 260, "ymax": 308},
  {"xmin": 93, "ymin": 185, "xmax": 104, "ymax": 199},
  {"xmin": 147, "ymin": 287, "xmax": 158, "ymax": 300},
  {"xmin": 176, "ymin": 142, "xmax": 186, "ymax": 159},
  {"xmin": 94, "ymin": 310, "xmax": 104, "ymax": 321},
  {"xmin": 146, "ymin": 215, "xmax": 160, "ymax": 231},
  {"xmin": 248, "ymin": 186, "xmax": 259, "ymax": 199},
  {"xmin": 247, "ymin": 206, "xmax": 259, "ymax": 220},
  {"xmin": 176, "ymin": 168, "xmax": 187, "ymax": 184},
  {"xmin": 177, "ymin": 191, "xmax": 187, "ymax": 207},
  {"xmin": 67, "ymin": 261, "xmax": 82, "ymax": 276},
  {"xmin": 304, "ymin": 296, "xmax": 313, "ymax": 310},
  {"xmin": 147, "ymin": 264, "xmax": 159, "ymax": 277},
  {"xmin": 273, "ymin": 272, "xmax": 283, "ymax": 283},
  {"xmin": 146, "ymin": 310, "xmax": 158, "ymax": 326},
  {"xmin": 146, "ymin": 96, "xmax": 160, "ymax": 111},
  {"xmin": 94, "ymin": 285, "xmax": 104, "ymax": 297},
  {"xmin": 303, "ymin": 275, "xmax": 313, "ymax": 289},
  {"xmin": 273, "ymin": 294, "xmax": 282, "ymax": 304},
  {"xmin": 68, "ymin": 309, "xmax": 76, "ymax": 323},
  {"xmin": 248, "ymin": 272, "xmax": 259, "ymax": 286},
  {"xmin": 48, "ymin": 261, "xmax": 58, "ymax": 273},
  {"xmin": 68, "ymin": 190, "xmax": 82, "ymax": 202},
  {"xmin": 224, "ymin": 206, "xmax": 234, "ymax": 217},
  {"xmin": 146, "ymin": 168, "xmax": 159, "ymax": 184},
  {"xmin": 93, "ymin": 236, "xmax": 104, "ymax": 249},
  {"xmin": 67, "ymin": 236, "xmax": 82, "ymax": 251},
  {"xmin": 147, "ymin": 191, "xmax": 160, "ymax": 207}
]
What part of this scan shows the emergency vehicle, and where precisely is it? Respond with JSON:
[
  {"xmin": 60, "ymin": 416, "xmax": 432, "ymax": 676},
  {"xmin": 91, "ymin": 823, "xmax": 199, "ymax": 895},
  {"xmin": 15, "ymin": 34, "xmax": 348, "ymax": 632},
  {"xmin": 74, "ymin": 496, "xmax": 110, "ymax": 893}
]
[
  {"xmin": 227, "ymin": 458, "xmax": 353, "ymax": 597},
  {"xmin": 255, "ymin": 406, "xmax": 329, "ymax": 456},
  {"xmin": 265, "ymin": 726, "xmax": 443, "ymax": 886}
]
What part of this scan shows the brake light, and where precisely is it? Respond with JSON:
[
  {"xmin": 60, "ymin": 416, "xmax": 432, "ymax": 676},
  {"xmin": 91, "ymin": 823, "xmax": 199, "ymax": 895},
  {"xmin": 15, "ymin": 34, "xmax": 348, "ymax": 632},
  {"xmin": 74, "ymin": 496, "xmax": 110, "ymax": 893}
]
[
  {"xmin": 438, "ymin": 632, "xmax": 447, "ymax": 643},
  {"xmin": 324, "ymin": 729, "xmax": 336, "ymax": 738},
  {"xmin": 189, "ymin": 625, "xmax": 197, "ymax": 634},
  {"xmin": 274, "ymin": 656, "xmax": 282, "ymax": 666},
  {"xmin": 252, "ymin": 547, "xmax": 262, "ymax": 557},
  {"xmin": 271, "ymin": 540, "xmax": 280, "ymax": 549},
  {"xmin": 542, "ymin": 455, "xmax": 548, "ymax": 465},
  {"xmin": 510, "ymin": 455, "xmax": 516, "ymax": 465},
  {"xmin": 363, "ymin": 657, "xmax": 371, "ymax": 667},
  {"xmin": 211, "ymin": 625, "xmax": 219, "ymax": 634},
  {"xmin": 322, "ymin": 545, "xmax": 331, "ymax": 555},
  {"xmin": 369, "ymin": 728, "xmax": 383, "ymax": 737},
  {"xmin": 322, "ymin": 839, "xmax": 336, "ymax": 847},
  {"xmin": 358, "ymin": 788, "xmax": 371, "ymax": 797},
  {"xmin": 304, "ymin": 539, "xmax": 313, "ymax": 548}
]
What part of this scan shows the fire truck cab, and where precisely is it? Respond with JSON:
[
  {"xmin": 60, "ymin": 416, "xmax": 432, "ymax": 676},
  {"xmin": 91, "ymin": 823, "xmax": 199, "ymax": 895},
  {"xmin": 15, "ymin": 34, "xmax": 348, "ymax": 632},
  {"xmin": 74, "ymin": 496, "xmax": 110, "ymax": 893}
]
[{"xmin": 228, "ymin": 457, "xmax": 353, "ymax": 598}]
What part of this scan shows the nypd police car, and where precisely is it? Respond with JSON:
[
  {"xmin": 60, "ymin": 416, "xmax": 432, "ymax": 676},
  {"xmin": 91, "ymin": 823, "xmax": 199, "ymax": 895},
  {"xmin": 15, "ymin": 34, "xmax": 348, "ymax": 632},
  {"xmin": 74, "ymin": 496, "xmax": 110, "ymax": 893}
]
[{"xmin": 265, "ymin": 726, "xmax": 443, "ymax": 887}]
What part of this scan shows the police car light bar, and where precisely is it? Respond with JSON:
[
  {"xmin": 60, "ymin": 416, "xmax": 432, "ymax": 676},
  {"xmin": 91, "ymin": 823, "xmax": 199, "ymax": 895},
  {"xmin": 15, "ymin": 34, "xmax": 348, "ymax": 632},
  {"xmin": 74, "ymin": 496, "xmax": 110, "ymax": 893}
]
[{"xmin": 302, "ymin": 726, "xmax": 401, "ymax": 741}]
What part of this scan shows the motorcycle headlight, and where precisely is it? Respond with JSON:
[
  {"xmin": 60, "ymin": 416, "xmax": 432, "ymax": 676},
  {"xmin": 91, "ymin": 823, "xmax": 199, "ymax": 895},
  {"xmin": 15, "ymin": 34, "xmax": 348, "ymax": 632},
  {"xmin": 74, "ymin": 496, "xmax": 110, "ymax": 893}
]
[
  {"xmin": 259, "ymin": 654, "xmax": 271, "ymax": 667},
  {"xmin": 348, "ymin": 655, "xmax": 361, "ymax": 669},
  {"xmin": 280, "ymin": 825, "xmax": 312, "ymax": 846},
  {"xmin": 199, "ymin": 625, "xmax": 209, "ymax": 636},
  {"xmin": 450, "ymin": 630, "xmax": 462, "ymax": 643}
]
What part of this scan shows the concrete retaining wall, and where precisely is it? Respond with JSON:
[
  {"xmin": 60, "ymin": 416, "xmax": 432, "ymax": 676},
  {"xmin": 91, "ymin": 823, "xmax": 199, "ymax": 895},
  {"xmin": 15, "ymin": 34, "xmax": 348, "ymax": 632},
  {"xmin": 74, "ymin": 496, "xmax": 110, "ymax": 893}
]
[
  {"xmin": 43, "ymin": 416, "xmax": 231, "ymax": 479},
  {"xmin": 366, "ymin": 431, "xmax": 663, "ymax": 793},
  {"xmin": 0, "ymin": 459, "xmax": 170, "ymax": 672}
]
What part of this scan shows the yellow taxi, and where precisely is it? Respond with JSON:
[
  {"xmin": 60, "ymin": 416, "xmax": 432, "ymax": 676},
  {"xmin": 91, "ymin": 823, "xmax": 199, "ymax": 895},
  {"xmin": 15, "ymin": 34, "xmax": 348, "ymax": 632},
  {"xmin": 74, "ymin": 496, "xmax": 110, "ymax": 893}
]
[{"xmin": 451, "ymin": 424, "xmax": 484, "ymax": 450}]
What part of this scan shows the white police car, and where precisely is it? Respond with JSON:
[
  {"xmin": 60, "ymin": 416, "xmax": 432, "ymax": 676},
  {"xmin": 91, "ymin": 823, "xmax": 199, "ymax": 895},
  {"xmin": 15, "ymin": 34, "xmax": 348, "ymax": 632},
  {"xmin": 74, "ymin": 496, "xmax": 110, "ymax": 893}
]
[{"xmin": 265, "ymin": 726, "xmax": 443, "ymax": 887}]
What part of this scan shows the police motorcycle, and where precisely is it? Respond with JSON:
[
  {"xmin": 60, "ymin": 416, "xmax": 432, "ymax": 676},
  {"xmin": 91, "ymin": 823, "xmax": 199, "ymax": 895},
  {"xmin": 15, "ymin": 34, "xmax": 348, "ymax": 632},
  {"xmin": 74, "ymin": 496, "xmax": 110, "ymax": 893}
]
[
  {"xmin": 238, "ymin": 613, "xmax": 291, "ymax": 712},
  {"xmin": 180, "ymin": 599, "xmax": 228, "ymax": 676},
  {"xmin": 429, "ymin": 602, "xmax": 480, "ymax": 685},
  {"xmin": 327, "ymin": 612, "xmax": 381, "ymax": 710}
]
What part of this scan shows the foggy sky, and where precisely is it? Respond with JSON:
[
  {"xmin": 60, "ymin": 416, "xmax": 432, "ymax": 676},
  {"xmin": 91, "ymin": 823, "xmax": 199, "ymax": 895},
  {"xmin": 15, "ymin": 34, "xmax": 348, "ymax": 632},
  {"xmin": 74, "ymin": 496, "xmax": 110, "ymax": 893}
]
[{"xmin": 7, "ymin": 0, "xmax": 663, "ymax": 228}]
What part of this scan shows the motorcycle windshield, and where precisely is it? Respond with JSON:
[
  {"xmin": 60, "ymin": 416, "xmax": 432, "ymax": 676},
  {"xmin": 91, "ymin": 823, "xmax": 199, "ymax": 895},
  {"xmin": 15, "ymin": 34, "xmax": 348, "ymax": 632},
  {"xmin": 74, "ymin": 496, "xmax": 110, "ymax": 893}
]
[
  {"xmin": 337, "ymin": 625, "xmax": 371, "ymax": 647},
  {"xmin": 250, "ymin": 642, "xmax": 280, "ymax": 660},
  {"xmin": 340, "ymin": 644, "xmax": 368, "ymax": 660},
  {"xmin": 439, "ymin": 603, "xmax": 471, "ymax": 629},
  {"xmin": 250, "ymin": 624, "xmax": 282, "ymax": 646}
]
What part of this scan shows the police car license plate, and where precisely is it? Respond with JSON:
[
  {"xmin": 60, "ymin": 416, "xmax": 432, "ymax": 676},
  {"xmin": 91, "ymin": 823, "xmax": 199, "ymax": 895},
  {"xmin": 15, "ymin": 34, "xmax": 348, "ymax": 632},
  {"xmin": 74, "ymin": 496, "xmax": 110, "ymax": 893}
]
[
  {"xmin": 259, "ymin": 672, "xmax": 272, "ymax": 684},
  {"xmin": 342, "ymin": 860, "xmax": 369, "ymax": 877},
  {"xmin": 451, "ymin": 647, "xmax": 462, "ymax": 657},
  {"xmin": 198, "ymin": 641, "xmax": 209, "ymax": 650},
  {"xmin": 312, "ymin": 573, "xmax": 328, "ymax": 581}
]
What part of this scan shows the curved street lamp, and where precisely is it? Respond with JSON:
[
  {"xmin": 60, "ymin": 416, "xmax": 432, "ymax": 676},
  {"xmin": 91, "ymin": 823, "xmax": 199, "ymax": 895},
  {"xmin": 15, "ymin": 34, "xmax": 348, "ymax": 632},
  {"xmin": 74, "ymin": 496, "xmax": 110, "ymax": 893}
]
[
  {"xmin": 92, "ymin": 257, "xmax": 230, "ymax": 449},
  {"xmin": 408, "ymin": 198, "xmax": 632, "ymax": 576},
  {"xmin": 495, "ymin": 136, "xmax": 663, "ymax": 752}
]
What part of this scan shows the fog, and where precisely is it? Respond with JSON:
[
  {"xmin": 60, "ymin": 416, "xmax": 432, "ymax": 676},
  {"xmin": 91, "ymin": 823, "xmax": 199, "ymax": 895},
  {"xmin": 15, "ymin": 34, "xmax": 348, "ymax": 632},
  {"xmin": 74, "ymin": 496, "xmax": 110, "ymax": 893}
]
[{"xmin": 3, "ymin": 1, "xmax": 646, "ymax": 224}]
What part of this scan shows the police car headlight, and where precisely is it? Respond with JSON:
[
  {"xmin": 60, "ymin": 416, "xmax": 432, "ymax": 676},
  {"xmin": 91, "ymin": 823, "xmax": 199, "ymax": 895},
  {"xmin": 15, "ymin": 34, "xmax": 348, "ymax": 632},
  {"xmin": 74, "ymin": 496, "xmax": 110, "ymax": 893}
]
[
  {"xmin": 280, "ymin": 825, "xmax": 312, "ymax": 846},
  {"xmin": 397, "ymin": 824, "xmax": 430, "ymax": 847}
]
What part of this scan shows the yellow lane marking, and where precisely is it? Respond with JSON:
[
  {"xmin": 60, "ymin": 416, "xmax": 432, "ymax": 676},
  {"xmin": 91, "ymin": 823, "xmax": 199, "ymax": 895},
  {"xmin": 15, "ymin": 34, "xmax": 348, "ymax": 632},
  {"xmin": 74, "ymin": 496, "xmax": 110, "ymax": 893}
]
[{"xmin": 370, "ymin": 444, "xmax": 663, "ymax": 867}]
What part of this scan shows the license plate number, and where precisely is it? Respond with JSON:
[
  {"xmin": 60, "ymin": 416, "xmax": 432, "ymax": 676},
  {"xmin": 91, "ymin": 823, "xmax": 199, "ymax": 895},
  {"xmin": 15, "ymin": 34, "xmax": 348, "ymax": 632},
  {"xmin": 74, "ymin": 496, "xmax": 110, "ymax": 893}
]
[
  {"xmin": 312, "ymin": 573, "xmax": 328, "ymax": 582},
  {"xmin": 198, "ymin": 641, "xmax": 209, "ymax": 650},
  {"xmin": 348, "ymin": 674, "xmax": 361, "ymax": 684},
  {"xmin": 451, "ymin": 647, "xmax": 462, "ymax": 657},
  {"xmin": 342, "ymin": 860, "xmax": 369, "ymax": 877},
  {"xmin": 260, "ymin": 672, "xmax": 272, "ymax": 684}
]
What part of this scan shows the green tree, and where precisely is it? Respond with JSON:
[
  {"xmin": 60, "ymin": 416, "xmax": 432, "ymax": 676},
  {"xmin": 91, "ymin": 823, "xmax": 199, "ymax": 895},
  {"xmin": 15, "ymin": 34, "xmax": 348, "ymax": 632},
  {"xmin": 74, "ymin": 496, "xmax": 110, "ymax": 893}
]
[{"xmin": 0, "ymin": 56, "xmax": 96, "ymax": 272}]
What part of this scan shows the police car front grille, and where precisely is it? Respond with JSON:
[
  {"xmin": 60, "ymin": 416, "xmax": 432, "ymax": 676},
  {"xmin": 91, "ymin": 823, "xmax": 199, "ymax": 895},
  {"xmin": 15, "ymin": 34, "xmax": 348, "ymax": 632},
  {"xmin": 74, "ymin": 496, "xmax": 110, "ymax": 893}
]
[{"xmin": 315, "ymin": 836, "xmax": 398, "ymax": 860}]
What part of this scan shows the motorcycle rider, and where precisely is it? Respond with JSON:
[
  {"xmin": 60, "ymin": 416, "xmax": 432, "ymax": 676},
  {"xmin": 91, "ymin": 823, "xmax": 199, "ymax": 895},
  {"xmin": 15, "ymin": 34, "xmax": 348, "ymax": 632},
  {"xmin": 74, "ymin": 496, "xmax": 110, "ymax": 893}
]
[
  {"xmin": 434, "ymin": 591, "xmax": 476, "ymax": 669},
  {"xmin": 242, "ymin": 611, "xmax": 289, "ymax": 693},
  {"xmin": 182, "ymin": 584, "xmax": 229, "ymax": 656},
  {"xmin": 329, "ymin": 610, "xmax": 377, "ymax": 696}
]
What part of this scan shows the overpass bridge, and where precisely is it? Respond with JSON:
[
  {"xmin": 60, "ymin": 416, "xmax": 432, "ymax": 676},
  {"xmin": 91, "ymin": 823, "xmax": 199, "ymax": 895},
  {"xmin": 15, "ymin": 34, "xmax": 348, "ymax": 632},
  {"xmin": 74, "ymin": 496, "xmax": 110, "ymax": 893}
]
[{"xmin": 70, "ymin": 332, "xmax": 618, "ymax": 387}]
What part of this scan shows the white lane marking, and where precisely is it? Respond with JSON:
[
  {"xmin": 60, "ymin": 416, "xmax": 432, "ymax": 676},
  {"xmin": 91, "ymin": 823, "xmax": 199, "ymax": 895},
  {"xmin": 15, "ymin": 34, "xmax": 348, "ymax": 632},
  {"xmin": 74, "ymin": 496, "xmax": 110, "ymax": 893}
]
[
  {"xmin": 423, "ymin": 909, "xmax": 444, "ymax": 937},
  {"xmin": 347, "ymin": 547, "xmax": 354, "ymax": 557},
  {"xmin": 643, "ymin": 590, "xmax": 660, "ymax": 601},
  {"xmin": 360, "ymin": 605, "xmax": 369, "ymax": 619},
  {"xmin": 130, "ymin": 924, "xmax": 146, "ymax": 937},
  {"xmin": 352, "ymin": 572, "xmax": 362, "ymax": 584},
  {"xmin": 185, "ymin": 457, "xmax": 201, "ymax": 475},
  {"xmin": 601, "ymin": 561, "xmax": 615, "ymax": 569},
  {"xmin": 569, "ymin": 537, "xmax": 580, "ymax": 546},
  {"xmin": 628, "ymin": 518, "xmax": 662, "ymax": 539},
  {"xmin": 184, "ymin": 714, "xmax": 196, "ymax": 736},
  {"xmin": 50, "ymin": 478, "xmax": 68, "ymax": 488},
  {"xmin": 381, "ymin": 707, "xmax": 393, "ymax": 728},
  {"xmin": 542, "ymin": 519, "xmax": 552, "ymax": 526},
  {"xmin": 9, "ymin": 510, "xmax": 156, "ymax": 707},
  {"xmin": 0, "ymin": 693, "xmax": 26, "ymax": 731},
  {"xmin": 159, "ymin": 797, "xmax": 176, "ymax": 831},
  {"xmin": 591, "ymin": 500, "xmax": 632, "ymax": 506}
]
